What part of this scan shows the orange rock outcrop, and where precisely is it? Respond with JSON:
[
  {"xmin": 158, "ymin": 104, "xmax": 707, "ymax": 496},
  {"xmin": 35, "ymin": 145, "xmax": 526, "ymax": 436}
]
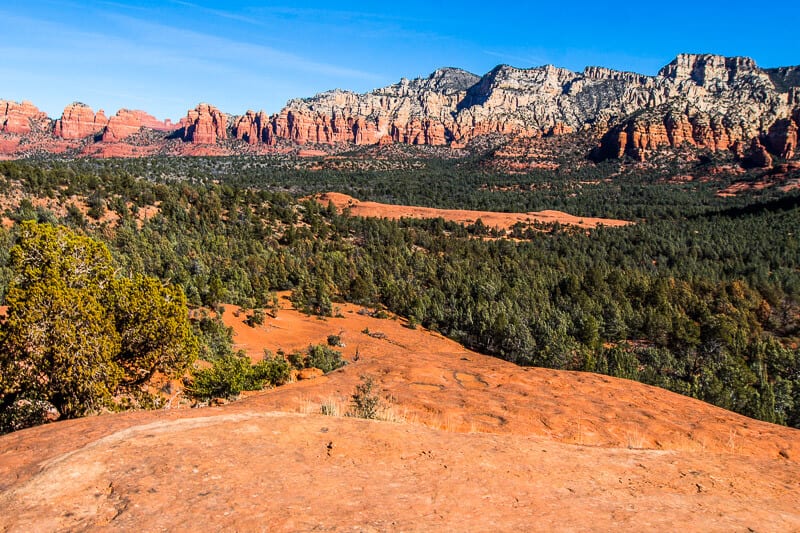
[
  {"xmin": 233, "ymin": 110, "xmax": 273, "ymax": 145},
  {"xmin": 746, "ymin": 138, "xmax": 774, "ymax": 168},
  {"xmin": 53, "ymin": 102, "xmax": 107, "ymax": 139},
  {"xmin": 270, "ymin": 110, "xmax": 385, "ymax": 145},
  {"xmin": 102, "ymin": 109, "xmax": 173, "ymax": 142},
  {"xmin": 600, "ymin": 107, "xmax": 781, "ymax": 162},
  {"xmin": 0, "ymin": 100, "xmax": 49, "ymax": 135},
  {"xmin": 390, "ymin": 118, "xmax": 447, "ymax": 145},
  {"xmin": 766, "ymin": 117, "xmax": 798, "ymax": 159},
  {"xmin": 181, "ymin": 104, "xmax": 227, "ymax": 144},
  {"xmin": 1, "ymin": 300, "xmax": 799, "ymax": 531}
]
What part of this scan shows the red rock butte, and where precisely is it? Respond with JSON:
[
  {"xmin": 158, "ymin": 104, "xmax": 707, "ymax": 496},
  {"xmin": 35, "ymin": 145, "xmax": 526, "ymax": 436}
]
[
  {"xmin": 53, "ymin": 102, "xmax": 108, "ymax": 139},
  {"xmin": 181, "ymin": 103, "xmax": 227, "ymax": 145},
  {"xmin": 0, "ymin": 100, "xmax": 49, "ymax": 135}
]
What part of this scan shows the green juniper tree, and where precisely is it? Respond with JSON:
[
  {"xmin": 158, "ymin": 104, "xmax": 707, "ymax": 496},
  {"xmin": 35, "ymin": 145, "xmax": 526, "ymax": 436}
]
[{"xmin": 0, "ymin": 222, "xmax": 198, "ymax": 432}]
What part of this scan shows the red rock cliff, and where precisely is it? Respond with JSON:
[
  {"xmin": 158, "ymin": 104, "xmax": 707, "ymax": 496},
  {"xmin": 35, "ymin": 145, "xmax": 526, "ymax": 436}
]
[
  {"xmin": 102, "ymin": 110, "xmax": 174, "ymax": 142},
  {"xmin": 54, "ymin": 103, "xmax": 108, "ymax": 139},
  {"xmin": 182, "ymin": 104, "xmax": 227, "ymax": 144},
  {"xmin": 270, "ymin": 109, "xmax": 385, "ymax": 145},
  {"xmin": 233, "ymin": 110, "xmax": 274, "ymax": 145},
  {"xmin": 0, "ymin": 100, "xmax": 50, "ymax": 135}
]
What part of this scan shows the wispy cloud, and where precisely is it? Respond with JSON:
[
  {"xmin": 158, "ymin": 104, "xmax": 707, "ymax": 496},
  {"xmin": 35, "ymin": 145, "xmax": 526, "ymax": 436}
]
[
  {"xmin": 0, "ymin": 8, "xmax": 381, "ymax": 82},
  {"xmin": 250, "ymin": 5, "xmax": 435, "ymax": 25},
  {"xmin": 166, "ymin": 0, "xmax": 271, "ymax": 27},
  {"xmin": 105, "ymin": 12, "xmax": 383, "ymax": 80}
]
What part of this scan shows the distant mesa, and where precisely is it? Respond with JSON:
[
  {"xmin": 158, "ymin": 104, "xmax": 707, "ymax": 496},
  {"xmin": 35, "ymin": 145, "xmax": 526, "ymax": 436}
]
[{"xmin": 0, "ymin": 53, "xmax": 799, "ymax": 164}]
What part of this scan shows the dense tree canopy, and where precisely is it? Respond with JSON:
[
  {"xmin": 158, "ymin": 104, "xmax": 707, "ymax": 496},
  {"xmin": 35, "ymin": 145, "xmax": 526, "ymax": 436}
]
[
  {"xmin": 0, "ymin": 222, "xmax": 197, "ymax": 432},
  {"xmin": 0, "ymin": 158, "xmax": 798, "ymax": 429}
]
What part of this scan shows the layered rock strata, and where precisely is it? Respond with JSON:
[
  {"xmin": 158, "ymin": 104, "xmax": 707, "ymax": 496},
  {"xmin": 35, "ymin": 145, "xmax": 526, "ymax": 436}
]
[
  {"xmin": 2, "ymin": 54, "xmax": 799, "ymax": 162},
  {"xmin": 263, "ymin": 54, "xmax": 799, "ymax": 162},
  {"xmin": 103, "ymin": 109, "xmax": 174, "ymax": 142}
]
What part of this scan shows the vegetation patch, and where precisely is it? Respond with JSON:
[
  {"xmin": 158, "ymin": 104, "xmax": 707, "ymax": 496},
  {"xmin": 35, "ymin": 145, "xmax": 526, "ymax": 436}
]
[{"xmin": 0, "ymin": 158, "xmax": 798, "ymax": 429}]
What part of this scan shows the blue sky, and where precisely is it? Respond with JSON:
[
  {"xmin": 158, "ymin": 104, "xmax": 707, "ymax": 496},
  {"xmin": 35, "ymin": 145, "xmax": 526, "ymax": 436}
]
[{"xmin": 2, "ymin": 0, "xmax": 799, "ymax": 120}]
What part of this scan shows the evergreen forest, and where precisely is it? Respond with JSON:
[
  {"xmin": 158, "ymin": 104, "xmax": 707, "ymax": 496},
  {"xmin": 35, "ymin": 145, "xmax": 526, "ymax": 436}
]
[{"xmin": 0, "ymin": 155, "xmax": 798, "ymax": 429}]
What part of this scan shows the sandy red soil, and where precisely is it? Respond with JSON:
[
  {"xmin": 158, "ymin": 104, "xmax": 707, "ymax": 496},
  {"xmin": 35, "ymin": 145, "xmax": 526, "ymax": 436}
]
[
  {"xmin": 0, "ymin": 298, "xmax": 798, "ymax": 531},
  {"xmin": 316, "ymin": 192, "xmax": 632, "ymax": 230},
  {"xmin": 717, "ymin": 168, "xmax": 800, "ymax": 196}
]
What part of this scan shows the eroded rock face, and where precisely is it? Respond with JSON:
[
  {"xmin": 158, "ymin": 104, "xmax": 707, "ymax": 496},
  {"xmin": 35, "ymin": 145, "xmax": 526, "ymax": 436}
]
[
  {"xmin": 233, "ymin": 110, "xmax": 273, "ymax": 145},
  {"xmin": 270, "ymin": 106, "xmax": 384, "ymax": 145},
  {"xmin": 765, "ymin": 117, "xmax": 798, "ymax": 159},
  {"xmin": 745, "ymin": 138, "xmax": 774, "ymax": 168},
  {"xmin": 54, "ymin": 103, "xmax": 108, "ymax": 139},
  {"xmin": 0, "ymin": 101, "xmax": 49, "ymax": 135},
  {"xmin": 182, "ymin": 104, "xmax": 227, "ymax": 144},
  {"xmin": 3, "ymin": 53, "xmax": 800, "ymax": 160},
  {"xmin": 102, "ymin": 110, "xmax": 174, "ymax": 142},
  {"xmin": 272, "ymin": 68, "xmax": 480, "ymax": 146},
  {"xmin": 273, "ymin": 53, "xmax": 800, "ymax": 160}
]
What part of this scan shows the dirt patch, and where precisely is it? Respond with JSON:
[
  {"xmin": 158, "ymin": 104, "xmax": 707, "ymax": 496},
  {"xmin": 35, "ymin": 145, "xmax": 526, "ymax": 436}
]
[{"xmin": 315, "ymin": 192, "xmax": 632, "ymax": 230}]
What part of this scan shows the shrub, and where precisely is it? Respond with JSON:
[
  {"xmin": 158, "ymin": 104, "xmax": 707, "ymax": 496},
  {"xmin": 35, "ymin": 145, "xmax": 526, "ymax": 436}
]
[
  {"xmin": 327, "ymin": 334, "xmax": 343, "ymax": 347},
  {"xmin": 192, "ymin": 312, "xmax": 235, "ymax": 362},
  {"xmin": 348, "ymin": 376, "xmax": 381, "ymax": 419},
  {"xmin": 287, "ymin": 351, "xmax": 305, "ymax": 369},
  {"xmin": 304, "ymin": 344, "xmax": 346, "ymax": 373},
  {"xmin": 188, "ymin": 352, "xmax": 291, "ymax": 400},
  {"xmin": 188, "ymin": 353, "xmax": 252, "ymax": 400},
  {"xmin": 0, "ymin": 222, "xmax": 197, "ymax": 431},
  {"xmin": 246, "ymin": 308, "xmax": 266, "ymax": 327},
  {"xmin": 0, "ymin": 398, "xmax": 57, "ymax": 434},
  {"xmin": 251, "ymin": 353, "xmax": 292, "ymax": 387}
]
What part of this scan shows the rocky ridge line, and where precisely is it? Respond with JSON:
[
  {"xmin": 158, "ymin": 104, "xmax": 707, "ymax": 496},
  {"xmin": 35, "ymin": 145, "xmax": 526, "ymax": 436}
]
[{"xmin": 1, "ymin": 53, "xmax": 798, "ymax": 163}]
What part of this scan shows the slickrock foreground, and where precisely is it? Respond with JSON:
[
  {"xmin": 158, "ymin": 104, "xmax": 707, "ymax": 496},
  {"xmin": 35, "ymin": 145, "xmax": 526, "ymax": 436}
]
[{"xmin": 1, "ymin": 300, "xmax": 798, "ymax": 531}]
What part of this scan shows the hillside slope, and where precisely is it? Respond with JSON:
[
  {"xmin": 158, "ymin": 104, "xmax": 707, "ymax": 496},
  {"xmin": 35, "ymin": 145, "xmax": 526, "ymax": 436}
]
[{"xmin": 1, "ymin": 299, "xmax": 798, "ymax": 531}]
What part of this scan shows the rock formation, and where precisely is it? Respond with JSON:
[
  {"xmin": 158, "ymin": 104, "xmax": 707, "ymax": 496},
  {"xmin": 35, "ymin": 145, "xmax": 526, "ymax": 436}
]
[
  {"xmin": 592, "ymin": 54, "xmax": 799, "ymax": 162},
  {"xmin": 745, "ymin": 138, "xmax": 774, "ymax": 168},
  {"xmin": 765, "ymin": 117, "xmax": 798, "ymax": 159},
  {"xmin": 271, "ymin": 68, "xmax": 480, "ymax": 146},
  {"xmin": 181, "ymin": 104, "xmax": 227, "ymax": 144},
  {"xmin": 53, "ymin": 102, "xmax": 108, "ymax": 139},
  {"xmin": 2, "ymin": 53, "xmax": 799, "ymax": 161},
  {"xmin": 0, "ymin": 100, "xmax": 49, "ymax": 135},
  {"xmin": 2, "ymin": 300, "xmax": 800, "ymax": 531},
  {"xmin": 233, "ymin": 110, "xmax": 273, "ymax": 145},
  {"xmin": 263, "ymin": 54, "xmax": 800, "ymax": 161},
  {"xmin": 102, "ymin": 109, "xmax": 173, "ymax": 142}
]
